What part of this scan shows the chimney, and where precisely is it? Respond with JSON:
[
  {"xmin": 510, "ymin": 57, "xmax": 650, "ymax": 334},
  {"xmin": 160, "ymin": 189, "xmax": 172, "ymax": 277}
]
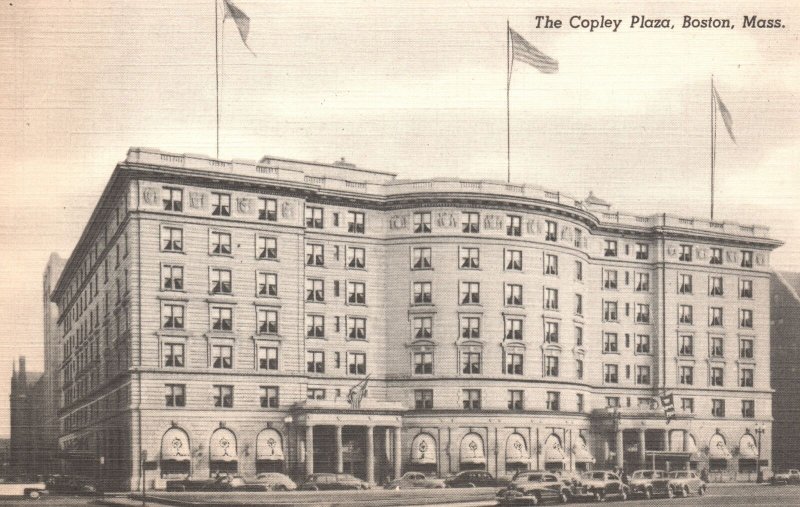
[{"xmin": 18, "ymin": 356, "xmax": 26, "ymax": 385}]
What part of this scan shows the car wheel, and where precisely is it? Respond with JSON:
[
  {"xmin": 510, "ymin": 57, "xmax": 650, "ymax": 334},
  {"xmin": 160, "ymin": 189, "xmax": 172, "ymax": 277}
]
[
  {"xmin": 682, "ymin": 486, "xmax": 689, "ymax": 497},
  {"xmin": 594, "ymin": 491, "xmax": 605, "ymax": 502},
  {"xmin": 530, "ymin": 492, "xmax": 540, "ymax": 505},
  {"xmin": 27, "ymin": 491, "xmax": 41, "ymax": 500},
  {"xmin": 274, "ymin": 484, "xmax": 287, "ymax": 491},
  {"xmin": 698, "ymin": 485, "xmax": 706, "ymax": 496},
  {"xmin": 560, "ymin": 490, "xmax": 569, "ymax": 503},
  {"xmin": 667, "ymin": 487, "xmax": 674, "ymax": 499},
  {"xmin": 308, "ymin": 485, "xmax": 319, "ymax": 491},
  {"xmin": 620, "ymin": 489, "xmax": 628, "ymax": 501},
  {"xmin": 643, "ymin": 488, "xmax": 651, "ymax": 500},
  {"xmin": 466, "ymin": 482, "xmax": 475, "ymax": 488}
]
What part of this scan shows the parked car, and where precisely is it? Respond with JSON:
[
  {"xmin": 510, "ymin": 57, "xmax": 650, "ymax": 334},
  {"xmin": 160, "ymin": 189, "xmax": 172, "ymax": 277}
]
[
  {"xmin": 165, "ymin": 475, "xmax": 266, "ymax": 492},
  {"xmin": 628, "ymin": 469, "xmax": 673, "ymax": 499},
  {"xmin": 299, "ymin": 473, "xmax": 369, "ymax": 491},
  {"xmin": 668, "ymin": 470, "xmax": 707, "ymax": 496},
  {"xmin": 772, "ymin": 469, "xmax": 800, "ymax": 485},
  {"xmin": 445, "ymin": 470, "xmax": 509, "ymax": 488},
  {"xmin": 0, "ymin": 478, "xmax": 47, "ymax": 499},
  {"xmin": 44, "ymin": 475, "xmax": 98, "ymax": 495},
  {"xmin": 385, "ymin": 471, "xmax": 446, "ymax": 490},
  {"xmin": 580, "ymin": 470, "xmax": 630, "ymax": 502},
  {"xmin": 551, "ymin": 470, "xmax": 590, "ymax": 499},
  {"xmin": 496, "ymin": 471, "xmax": 572, "ymax": 505},
  {"xmin": 252, "ymin": 472, "xmax": 297, "ymax": 491}
]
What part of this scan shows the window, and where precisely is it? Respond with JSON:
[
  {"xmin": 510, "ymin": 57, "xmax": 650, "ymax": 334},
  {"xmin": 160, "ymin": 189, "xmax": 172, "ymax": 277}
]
[
  {"xmin": 603, "ymin": 301, "xmax": 618, "ymax": 321},
  {"xmin": 576, "ymin": 393, "xmax": 585, "ymax": 412},
  {"xmin": 631, "ymin": 274, "xmax": 648, "ymax": 293},
  {"xmin": 575, "ymin": 326, "xmax": 583, "ymax": 346},
  {"xmin": 636, "ymin": 365, "xmax": 651, "ymax": 385},
  {"xmin": 306, "ymin": 279, "xmax": 324, "ymax": 302},
  {"xmin": 635, "ymin": 334, "xmax": 651, "ymax": 354},
  {"xmin": 710, "ymin": 337, "xmax": 724, "ymax": 357},
  {"xmin": 212, "ymin": 345, "xmax": 233, "ymax": 369},
  {"xmin": 604, "ymin": 240, "xmax": 617, "ymax": 257},
  {"xmin": 575, "ymin": 260, "xmax": 583, "ymax": 281},
  {"xmin": 543, "ymin": 288, "xmax": 558, "ymax": 310},
  {"xmin": 506, "ymin": 353, "xmax": 524, "ymax": 375},
  {"xmin": 740, "ymin": 368, "xmax": 754, "ymax": 388},
  {"xmin": 210, "ymin": 268, "xmax": 232, "ymax": 295},
  {"xmin": 413, "ymin": 317, "xmax": 432, "ymax": 339},
  {"xmin": 546, "ymin": 391, "xmax": 560, "ymax": 411},
  {"xmin": 545, "ymin": 322, "xmax": 559, "ymax": 343},
  {"xmin": 680, "ymin": 366, "xmax": 694, "ymax": 385},
  {"xmin": 507, "ymin": 215, "xmax": 522, "ymax": 236},
  {"xmin": 414, "ymin": 352, "xmax": 433, "ymax": 374},
  {"xmin": 259, "ymin": 386, "xmax": 279, "ymax": 408},
  {"xmin": 257, "ymin": 309, "xmax": 278, "ymax": 334},
  {"xmin": 679, "ymin": 274, "xmax": 693, "ymax": 294},
  {"xmin": 545, "ymin": 254, "xmax": 558, "ymax": 275},
  {"xmin": 348, "ymin": 353, "xmax": 366, "ymax": 375},
  {"xmin": 210, "ymin": 192, "xmax": 231, "ymax": 216},
  {"xmin": 742, "ymin": 400, "xmax": 755, "ymax": 418},
  {"xmin": 462, "ymin": 212, "xmax": 480, "ymax": 233},
  {"xmin": 306, "ymin": 315, "xmax": 324, "ymax": 338},
  {"xmin": 603, "ymin": 270, "xmax": 618, "ymax": 289},
  {"xmin": 460, "ymin": 282, "xmax": 480, "ymax": 305},
  {"xmin": 604, "ymin": 364, "xmax": 619, "ymax": 383},
  {"xmin": 735, "ymin": 281, "xmax": 754, "ymax": 303},
  {"xmin": 506, "ymin": 250, "xmax": 522, "ymax": 271},
  {"xmin": 347, "ymin": 317, "xmax": 366, "ymax": 340},
  {"xmin": 164, "ymin": 343, "xmax": 185, "ymax": 367},
  {"xmin": 413, "ymin": 282, "xmax": 432, "ymax": 304},
  {"xmin": 636, "ymin": 243, "xmax": 649, "ymax": 260},
  {"xmin": 305, "ymin": 244, "xmax": 324, "ymax": 266},
  {"xmin": 710, "ymin": 276, "xmax": 724, "ymax": 296},
  {"xmin": 307, "ymin": 388, "xmax": 325, "ymax": 400},
  {"xmin": 257, "ymin": 272, "xmax": 278, "ymax": 297},
  {"xmin": 305, "ymin": 206, "xmax": 323, "ymax": 228},
  {"xmin": 505, "ymin": 318, "xmax": 523, "ymax": 340},
  {"xmin": 256, "ymin": 236, "xmax": 278, "ymax": 260},
  {"xmin": 575, "ymin": 294, "xmax": 583, "ymax": 315},
  {"xmin": 347, "ymin": 247, "xmax": 365, "ymax": 269},
  {"xmin": 544, "ymin": 356, "xmax": 559, "ymax": 377},
  {"xmin": 210, "ymin": 307, "xmax": 232, "ymax": 331},
  {"xmin": 463, "ymin": 389, "xmax": 481, "ymax": 410},
  {"xmin": 163, "ymin": 188, "xmax": 183, "ymax": 212},
  {"xmin": 710, "ymin": 247, "xmax": 723, "ymax": 265},
  {"xmin": 679, "ymin": 244, "xmax": 693, "ymax": 262},
  {"xmin": 413, "ymin": 212, "xmax": 431, "ymax": 233},
  {"xmin": 213, "ymin": 385, "xmax": 234, "ymax": 408},
  {"xmin": 306, "ymin": 351, "xmax": 325, "ymax": 373},
  {"xmin": 603, "ymin": 333, "xmax": 618, "ymax": 353},
  {"xmin": 508, "ymin": 390, "xmax": 524, "ymax": 410},
  {"xmin": 347, "ymin": 281, "xmax": 366, "ymax": 305},
  {"xmin": 574, "ymin": 228, "xmax": 583, "ymax": 248},
  {"xmin": 711, "ymin": 399, "xmax": 725, "ymax": 417},
  {"xmin": 635, "ymin": 304, "xmax": 650, "ymax": 323},
  {"xmin": 576, "ymin": 359, "xmax": 584, "ymax": 380},
  {"xmin": 412, "ymin": 247, "xmax": 432, "ymax": 269},
  {"xmin": 739, "ymin": 309, "xmax": 753, "ymax": 328},
  {"xmin": 258, "ymin": 346, "xmax": 278, "ymax": 371},
  {"xmin": 678, "ymin": 335, "xmax": 693, "ymax": 356},
  {"xmin": 710, "ymin": 367, "xmax": 724, "ymax": 386},
  {"xmin": 162, "ymin": 304, "xmax": 184, "ymax": 329},
  {"xmin": 165, "ymin": 384, "xmax": 185, "ymax": 407},
  {"xmin": 415, "ymin": 389, "xmax": 433, "ymax": 409},
  {"xmin": 545, "ymin": 220, "xmax": 557, "ymax": 241},
  {"xmin": 679, "ymin": 398, "xmax": 694, "ymax": 413},
  {"xmin": 258, "ymin": 197, "xmax": 277, "ymax": 221},
  {"xmin": 740, "ymin": 338, "xmax": 754, "ymax": 359},
  {"xmin": 461, "ymin": 352, "xmax": 481, "ymax": 374},
  {"xmin": 741, "ymin": 250, "xmax": 753, "ymax": 268},
  {"xmin": 347, "ymin": 211, "xmax": 365, "ymax": 234},
  {"xmin": 606, "ymin": 397, "xmax": 620, "ymax": 408},
  {"xmin": 679, "ymin": 305, "xmax": 693, "ymax": 325},
  {"xmin": 460, "ymin": 247, "xmax": 480, "ymax": 269},
  {"xmin": 162, "ymin": 265, "xmax": 184, "ymax": 291},
  {"xmin": 506, "ymin": 284, "xmax": 523, "ymax": 306},
  {"xmin": 161, "ymin": 226, "xmax": 183, "ymax": 252}
]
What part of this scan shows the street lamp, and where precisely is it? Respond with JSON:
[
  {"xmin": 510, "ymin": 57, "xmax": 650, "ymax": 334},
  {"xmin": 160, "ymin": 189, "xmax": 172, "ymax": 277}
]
[{"xmin": 754, "ymin": 423, "xmax": 765, "ymax": 483}]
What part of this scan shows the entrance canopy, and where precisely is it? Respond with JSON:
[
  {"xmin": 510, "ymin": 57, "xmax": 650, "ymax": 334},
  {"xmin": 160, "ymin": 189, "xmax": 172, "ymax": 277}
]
[
  {"xmin": 256, "ymin": 429, "xmax": 285, "ymax": 461},
  {"xmin": 161, "ymin": 428, "xmax": 190, "ymax": 461},
  {"xmin": 573, "ymin": 436, "xmax": 595, "ymax": 463},
  {"xmin": 505, "ymin": 433, "xmax": 529, "ymax": 464},
  {"xmin": 543, "ymin": 435, "xmax": 567, "ymax": 463},
  {"xmin": 410, "ymin": 433, "xmax": 437, "ymax": 465},
  {"xmin": 709, "ymin": 434, "xmax": 732, "ymax": 460},
  {"xmin": 460, "ymin": 433, "xmax": 486, "ymax": 464},
  {"xmin": 739, "ymin": 434, "xmax": 758, "ymax": 459}
]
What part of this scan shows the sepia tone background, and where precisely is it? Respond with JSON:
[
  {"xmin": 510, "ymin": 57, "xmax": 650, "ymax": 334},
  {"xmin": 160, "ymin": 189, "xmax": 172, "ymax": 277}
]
[{"xmin": 0, "ymin": 0, "xmax": 798, "ymax": 437}]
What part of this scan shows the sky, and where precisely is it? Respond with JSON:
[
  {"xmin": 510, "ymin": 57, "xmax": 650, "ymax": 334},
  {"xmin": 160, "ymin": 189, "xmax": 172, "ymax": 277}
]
[{"xmin": 0, "ymin": 0, "xmax": 798, "ymax": 436}]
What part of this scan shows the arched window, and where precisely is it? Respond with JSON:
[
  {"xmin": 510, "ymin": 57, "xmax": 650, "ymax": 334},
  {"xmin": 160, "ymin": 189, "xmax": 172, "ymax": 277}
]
[
  {"xmin": 543, "ymin": 434, "xmax": 567, "ymax": 471},
  {"xmin": 708, "ymin": 433, "xmax": 732, "ymax": 473},
  {"xmin": 573, "ymin": 435, "xmax": 595, "ymax": 471},
  {"xmin": 505, "ymin": 433, "xmax": 529, "ymax": 473},
  {"xmin": 459, "ymin": 433, "xmax": 486, "ymax": 471},
  {"xmin": 738, "ymin": 434, "xmax": 759, "ymax": 474},
  {"xmin": 209, "ymin": 428, "xmax": 238, "ymax": 476},
  {"xmin": 409, "ymin": 433, "xmax": 437, "ymax": 473},
  {"xmin": 160, "ymin": 428, "xmax": 190, "ymax": 478},
  {"xmin": 256, "ymin": 429, "xmax": 285, "ymax": 474}
]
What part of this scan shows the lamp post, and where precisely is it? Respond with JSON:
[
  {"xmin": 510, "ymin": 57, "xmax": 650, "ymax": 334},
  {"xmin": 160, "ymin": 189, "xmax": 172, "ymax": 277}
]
[{"xmin": 754, "ymin": 424, "xmax": 765, "ymax": 483}]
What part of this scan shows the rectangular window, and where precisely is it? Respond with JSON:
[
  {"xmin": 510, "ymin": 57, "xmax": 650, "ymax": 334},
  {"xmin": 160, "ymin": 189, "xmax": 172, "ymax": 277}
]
[
  {"xmin": 413, "ymin": 212, "xmax": 431, "ymax": 233},
  {"xmin": 740, "ymin": 339, "xmax": 754, "ymax": 359},
  {"xmin": 211, "ymin": 193, "xmax": 231, "ymax": 216},
  {"xmin": 711, "ymin": 399, "xmax": 725, "ymax": 417},
  {"xmin": 575, "ymin": 326, "xmax": 583, "ymax": 346},
  {"xmin": 412, "ymin": 247, "xmax": 432, "ymax": 269},
  {"xmin": 680, "ymin": 366, "xmax": 694, "ymax": 385},
  {"xmin": 213, "ymin": 385, "xmax": 234, "ymax": 408},
  {"xmin": 347, "ymin": 211, "xmax": 365, "ymax": 234},
  {"xmin": 678, "ymin": 335, "xmax": 694, "ymax": 356},
  {"xmin": 260, "ymin": 386, "xmax": 279, "ymax": 408},
  {"xmin": 256, "ymin": 236, "xmax": 277, "ymax": 259},
  {"xmin": 461, "ymin": 352, "xmax": 481, "ymax": 374},
  {"xmin": 604, "ymin": 364, "xmax": 619, "ymax": 383},
  {"xmin": 462, "ymin": 212, "xmax": 480, "ymax": 233},
  {"xmin": 307, "ymin": 388, "xmax": 325, "ymax": 400},
  {"xmin": 347, "ymin": 247, "xmax": 365, "ymax": 269},
  {"xmin": 413, "ymin": 352, "xmax": 433, "ymax": 374},
  {"xmin": 162, "ymin": 304, "xmax": 184, "ymax": 329},
  {"xmin": 545, "ymin": 220, "xmax": 557, "ymax": 242},
  {"xmin": 210, "ymin": 306, "xmax": 232, "ymax": 331},
  {"xmin": 679, "ymin": 244, "xmax": 693, "ymax": 262},
  {"xmin": 741, "ymin": 250, "xmax": 753, "ymax": 268},
  {"xmin": 603, "ymin": 270, "xmax": 618, "ymax": 290},
  {"xmin": 636, "ymin": 243, "xmax": 649, "ymax": 260},
  {"xmin": 460, "ymin": 282, "xmax": 480, "ymax": 305},
  {"xmin": 165, "ymin": 384, "xmax": 185, "ymax": 407},
  {"xmin": 576, "ymin": 393, "xmax": 585, "ymax": 412},
  {"xmin": 413, "ymin": 317, "xmax": 432, "ymax": 339},
  {"xmin": 415, "ymin": 389, "xmax": 433, "ymax": 409},
  {"xmin": 681, "ymin": 398, "xmax": 694, "ymax": 413},
  {"xmin": 347, "ymin": 281, "xmax": 366, "ymax": 305},
  {"xmin": 463, "ymin": 389, "xmax": 481, "ymax": 410},
  {"xmin": 604, "ymin": 240, "xmax": 617, "ymax": 257},
  {"xmin": 742, "ymin": 400, "xmax": 755, "ymax": 418},
  {"xmin": 210, "ymin": 231, "xmax": 232, "ymax": 256},
  {"xmin": 635, "ymin": 304, "xmax": 650, "ymax": 323},
  {"xmin": 739, "ymin": 279, "xmax": 753, "ymax": 299},
  {"xmin": 306, "ymin": 351, "xmax": 325, "ymax": 373},
  {"xmin": 163, "ymin": 187, "xmax": 183, "ymax": 212},
  {"xmin": 506, "ymin": 284, "xmax": 523, "ymax": 306},
  {"xmin": 543, "ymin": 288, "xmax": 558, "ymax": 310},
  {"xmin": 545, "ymin": 254, "xmax": 559, "ymax": 275},
  {"xmin": 210, "ymin": 268, "xmax": 232, "ymax": 294},
  {"xmin": 257, "ymin": 272, "xmax": 278, "ymax": 297},
  {"xmin": 506, "ymin": 353, "xmax": 524, "ymax": 375},
  {"xmin": 603, "ymin": 333, "xmax": 618, "ymax": 353},
  {"xmin": 604, "ymin": 301, "xmax": 618, "ymax": 322},
  {"xmin": 508, "ymin": 390, "xmax": 524, "ymax": 410},
  {"xmin": 739, "ymin": 309, "xmax": 753, "ymax": 328},
  {"xmin": 258, "ymin": 346, "xmax": 278, "ymax": 371},
  {"xmin": 710, "ymin": 337, "xmax": 724, "ymax": 357},
  {"xmin": 258, "ymin": 197, "xmax": 277, "ymax": 221},
  {"xmin": 575, "ymin": 260, "xmax": 583, "ymax": 281},
  {"xmin": 348, "ymin": 353, "xmax": 366, "ymax": 375},
  {"xmin": 710, "ymin": 366, "xmax": 724, "ymax": 386},
  {"xmin": 306, "ymin": 315, "xmax": 325, "ymax": 338},
  {"xmin": 636, "ymin": 365, "xmax": 651, "ymax": 385},
  {"xmin": 507, "ymin": 215, "xmax": 522, "ymax": 236},
  {"xmin": 545, "ymin": 322, "xmax": 559, "ymax": 343},
  {"xmin": 212, "ymin": 345, "xmax": 233, "ymax": 369},
  {"xmin": 305, "ymin": 206, "xmax": 323, "ymax": 228},
  {"xmin": 635, "ymin": 334, "xmax": 651, "ymax": 354},
  {"xmin": 306, "ymin": 279, "xmax": 325, "ymax": 302},
  {"xmin": 710, "ymin": 276, "xmax": 724, "ymax": 296},
  {"xmin": 544, "ymin": 356, "xmax": 559, "ymax": 377},
  {"xmin": 163, "ymin": 343, "xmax": 185, "ymax": 367},
  {"xmin": 635, "ymin": 273, "xmax": 650, "ymax": 292},
  {"xmin": 546, "ymin": 391, "xmax": 560, "ymax": 411},
  {"xmin": 348, "ymin": 317, "xmax": 366, "ymax": 340},
  {"xmin": 710, "ymin": 247, "xmax": 723, "ymax": 265},
  {"xmin": 161, "ymin": 265, "xmax": 184, "ymax": 291},
  {"xmin": 679, "ymin": 305, "xmax": 693, "ymax": 325},
  {"xmin": 679, "ymin": 274, "xmax": 693, "ymax": 294},
  {"xmin": 740, "ymin": 368, "xmax": 754, "ymax": 388},
  {"xmin": 506, "ymin": 250, "xmax": 523, "ymax": 271},
  {"xmin": 575, "ymin": 294, "xmax": 583, "ymax": 315},
  {"xmin": 257, "ymin": 308, "xmax": 278, "ymax": 335},
  {"xmin": 161, "ymin": 226, "xmax": 183, "ymax": 252},
  {"xmin": 505, "ymin": 318, "xmax": 523, "ymax": 340},
  {"xmin": 460, "ymin": 247, "xmax": 480, "ymax": 269},
  {"xmin": 413, "ymin": 282, "xmax": 432, "ymax": 304},
  {"xmin": 306, "ymin": 244, "xmax": 324, "ymax": 266},
  {"xmin": 606, "ymin": 397, "xmax": 620, "ymax": 408},
  {"xmin": 574, "ymin": 228, "xmax": 583, "ymax": 248}
]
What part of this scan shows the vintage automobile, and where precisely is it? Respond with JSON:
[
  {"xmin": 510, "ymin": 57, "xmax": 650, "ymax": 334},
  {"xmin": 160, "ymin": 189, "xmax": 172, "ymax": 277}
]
[
  {"xmin": 496, "ymin": 471, "xmax": 572, "ymax": 505},
  {"xmin": 772, "ymin": 469, "xmax": 800, "ymax": 485},
  {"xmin": 252, "ymin": 472, "xmax": 298, "ymax": 491},
  {"xmin": 628, "ymin": 469, "xmax": 673, "ymax": 499},
  {"xmin": 0, "ymin": 478, "xmax": 48, "ymax": 499},
  {"xmin": 385, "ymin": 471, "xmax": 446, "ymax": 490},
  {"xmin": 444, "ymin": 470, "xmax": 510, "ymax": 488},
  {"xmin": 298, "ymin": 473, "xmax": 370, "ymax": 491},
  {"xmin": 668, "ymin": 470, "xmax": 707, "ymax": 496},
  {"xmin": 580, "ymin": 470, "xmax": 630, "ymax": 502},
  {"xmin": 44, "ymin": 475, "xmax": 98, "ymax": 495},
  {"xmin": 551, "ymin": 470, "xmax": 590, "ymax": 499},
  {"xmin": 165, "ymin": 475, "xmax": 267, "ymax": 492}
]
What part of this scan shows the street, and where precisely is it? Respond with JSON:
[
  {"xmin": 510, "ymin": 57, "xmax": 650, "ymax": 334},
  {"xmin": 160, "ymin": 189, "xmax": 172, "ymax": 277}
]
[{"xmin": 1, "ymin": 484, "xmax": 799, "ymax": 506}]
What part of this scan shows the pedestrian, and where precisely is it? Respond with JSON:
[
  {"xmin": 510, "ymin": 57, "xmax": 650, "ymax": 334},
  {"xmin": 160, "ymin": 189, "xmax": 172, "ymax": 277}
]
[
  {"xmin": 621, "ymin": 469, "xmax": 629, "ymax": 485},
  {"xmin": 700, "ymin": 468, "xmax": 709, "ymax": 483}
]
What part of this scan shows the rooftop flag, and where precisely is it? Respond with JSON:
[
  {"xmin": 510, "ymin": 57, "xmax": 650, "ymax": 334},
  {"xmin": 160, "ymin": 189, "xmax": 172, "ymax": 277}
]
[
  {"xmin": 713, "ymin": 84, "xmax": 736, "ymax": 144},
  {"xmin": 509, "ymin": 27, "xmax": 559, "ymax": 74},
  {"xmin": 223, "ymin": 0, "xmax": 255, "ymax": 55},
  {"xmin": 660, "ymin": 392, "xmax": 676, "ymax": 424}
]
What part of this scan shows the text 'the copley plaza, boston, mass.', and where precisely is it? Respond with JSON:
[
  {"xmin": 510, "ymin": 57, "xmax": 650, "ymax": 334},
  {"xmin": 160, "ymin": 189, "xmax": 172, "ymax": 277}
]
[{"xmin": 533, "ymin": 14, "xmax": 786, "ymax": 32}]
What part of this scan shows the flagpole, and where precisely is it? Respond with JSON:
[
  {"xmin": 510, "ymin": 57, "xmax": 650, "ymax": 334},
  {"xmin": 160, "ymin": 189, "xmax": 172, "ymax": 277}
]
[
  {"xmin": 215, "ymin": 0, "xmax": 220, "ymax": 158},
  {"xmin": 506, "ymin": 20, "xmax": 511, "ymax": 183},
  {"xmin": 710, "ymin": 74, "xmax": 715, "ymax": 221}
]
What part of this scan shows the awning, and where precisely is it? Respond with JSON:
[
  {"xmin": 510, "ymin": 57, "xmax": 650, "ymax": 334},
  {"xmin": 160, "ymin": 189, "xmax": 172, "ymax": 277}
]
[
  {"xmin": 460, "ymin": 433, "xmax": 486, "ymax": 464},
  {"xmin": 686, "ymin": 435, "xmax": 701, "ymax": 460},
  {"xmin": 505, "ymin": 433, "xmax": 529, "ymax": 464},
  {"xmin": 256, "ymin": 429, "xmax": 285, "ymax": 461},
  {"xmin": 573, "ymin": 437, "xmax": 595, "ymax": 463},
  {"xmin": 410, "ymin": 433, "xmax": 437, "ymax": 465},
  {"xmin": 161, "ymin": 428, "xmax": 190, "ymax": 462},
  {"xmin": 543, "ymin": 435, "xmax": 567, "ymax": 463},
  {"xmin": 708, "ymin": 435, "xmax": 732, "ymax": 460},
  {"xmin": 210, "ymin": 428, "xmax": 238, "ymax": 462},
  {"xmin": 739, "ymin": 435, "xmax": 758, "ymax": 459}
]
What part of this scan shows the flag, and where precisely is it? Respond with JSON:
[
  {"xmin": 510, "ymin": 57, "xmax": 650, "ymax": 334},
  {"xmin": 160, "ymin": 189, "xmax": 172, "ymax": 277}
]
[
  {"xmin": 223, "ymin": 0, "xmax": 255, "ymax": 55},
  {"xmin": 660, "ymin": 392, "xmax": 675, "ymax": 424},
  {"xmin": 509, "ymin": 28, "xmax": 558, "ymax": 74},
  {"xmin": 347, "ymin": 375, "xmax": 370, "ymax": 409},
  {"xmin": 713, "ymin": 84, "xmax": 735, "ymax": 143}
]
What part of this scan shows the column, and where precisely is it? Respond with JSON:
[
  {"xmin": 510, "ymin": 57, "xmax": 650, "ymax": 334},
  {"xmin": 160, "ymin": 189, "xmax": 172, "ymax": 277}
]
[
  {"xmin": 638, "ymin": 429, "xmax": 647, "ymax": 465},
  {"xmin": 684, "ymin": 431, "xmax": 690, "ymax": 471},
  {"xmin": 305, "ymin": 425, "xmax": 314, "ymax": 477},
  {"xmin": 393, "ymin": 427, "xmax": 402, "ymax": 479},
  {"xmin": 615, "ymin": 429, "xmax": 624, "ymax": 469},
  {"xmin": 335, "ymin": 425, "xmax": 344, "ymax": 473},
  {"xmin": 663, "ymin": 430, "xmax": 671, "ymax": 472},
  {"xmin": 366, "ymin": 426, "xmax": 375, "ymax": 485}
]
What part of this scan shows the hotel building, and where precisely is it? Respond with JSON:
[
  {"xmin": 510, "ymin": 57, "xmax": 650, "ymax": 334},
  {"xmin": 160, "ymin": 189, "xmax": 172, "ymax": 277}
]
[{"xmin": 51, "ymin": 148, "xmax": 781, "ymax": 490}]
